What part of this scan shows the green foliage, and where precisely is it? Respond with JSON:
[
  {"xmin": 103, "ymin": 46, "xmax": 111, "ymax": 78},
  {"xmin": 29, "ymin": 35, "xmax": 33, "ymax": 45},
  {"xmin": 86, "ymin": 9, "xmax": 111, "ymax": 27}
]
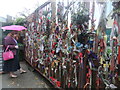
[
  {"xmin": 72, "ymin": 13, "xmax": 89, "ymax": 25},
  {"xmin": 107, "ymin": 48, "xmax": 112, "ymax": 54},
  {"xmin": 112, "ymin": 1, "xmax": 120, "ymax": 17},
  {"xmin": 43, "ymin": 10, "xmax": 51, "ymax": 16},
  {"xmin": 2, "ymin": 17, "xmax": 25, "ymax": 27},
  {"xmin": 18, "ymin": 43, "xmax": 24, "ymax": 47},
  {"xmin": 71, "ymin": 3, "xmax": 90, "ymax": 28},
  {"xmin": 13, "ymin": 18, "xmax": 26, "ymax": 26}
]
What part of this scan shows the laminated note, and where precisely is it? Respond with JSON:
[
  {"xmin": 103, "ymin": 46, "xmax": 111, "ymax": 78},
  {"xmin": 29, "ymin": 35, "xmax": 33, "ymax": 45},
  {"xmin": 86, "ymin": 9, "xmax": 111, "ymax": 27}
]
[
  {"xmin": 40, "ymin": 44, "xmax": 44, "ymax": 51},
  {"xmin": 56, "ymin": 47, "xmax": 60, "ymax": 53}
]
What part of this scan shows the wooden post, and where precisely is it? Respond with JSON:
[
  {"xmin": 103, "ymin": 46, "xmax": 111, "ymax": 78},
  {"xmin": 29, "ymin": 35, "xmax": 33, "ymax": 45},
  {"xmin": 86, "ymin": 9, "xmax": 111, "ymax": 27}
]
[
  {"xmin": 91, "ymin": 1, "xmax": 95, "ymax": 31},
  {"xmin": 51, "ymin": 0, "xmax": 56, "ymax": 22},
  {"xmin": 117, "ymin": 15, "xmax": 120, "ymax": 65}
]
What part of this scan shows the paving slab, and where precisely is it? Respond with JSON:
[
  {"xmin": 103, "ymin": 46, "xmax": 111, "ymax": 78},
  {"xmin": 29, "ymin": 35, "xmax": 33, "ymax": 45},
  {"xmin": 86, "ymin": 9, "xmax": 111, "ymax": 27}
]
[{"xmin": 1, "ymin": 61, "xmax": 53, "ymax": 89}]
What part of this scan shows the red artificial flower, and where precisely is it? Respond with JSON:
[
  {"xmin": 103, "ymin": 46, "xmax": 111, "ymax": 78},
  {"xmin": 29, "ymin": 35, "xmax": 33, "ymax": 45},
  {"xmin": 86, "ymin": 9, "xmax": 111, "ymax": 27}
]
[
  {"xmin": 51, "ymin": 50, "xmax": 55, "ymax": 54},
  {"xmin": 75, "ymin": 56, "xmax": 79, "ymax": 59},
  {"xmin": 86, "ymin": 49, "xmax": 90, "ymax": 54},
  {"xmin": 56, "ymin": 81, "xmax": 61, "ymax": 87},
  {"xmin": 50, "ymin": 77, "xmax": 56, "ymax": 82},
  {"xmin": 79, "ymin": 53, "xmax": 83, "ymax": 58},
  {"xmin": 52, "ymin": 42, "xmax": 57, "ymax": 48}
]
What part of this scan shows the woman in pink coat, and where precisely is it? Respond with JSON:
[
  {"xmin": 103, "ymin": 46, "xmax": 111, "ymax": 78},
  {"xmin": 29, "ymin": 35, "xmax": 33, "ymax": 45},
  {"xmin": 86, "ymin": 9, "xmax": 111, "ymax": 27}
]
[{"xmin": 3, "ymin": 31, "xmax": 26, "ymax": 78}]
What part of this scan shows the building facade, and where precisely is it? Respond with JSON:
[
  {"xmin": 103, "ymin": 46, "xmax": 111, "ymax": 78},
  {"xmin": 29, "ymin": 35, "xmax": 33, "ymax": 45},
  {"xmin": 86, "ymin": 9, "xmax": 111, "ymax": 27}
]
[{"xmin": 0, "ymin": 17, "xmax": 6, "ymax": 45}]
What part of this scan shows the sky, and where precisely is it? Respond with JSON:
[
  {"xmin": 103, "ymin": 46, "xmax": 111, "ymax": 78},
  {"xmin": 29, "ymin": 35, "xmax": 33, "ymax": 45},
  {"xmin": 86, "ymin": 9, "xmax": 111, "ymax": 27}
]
[
  {"xmin": 0, "ymin": 0, "xmax": 113, "ymax": 28},
  {"xmin": 94, "ymin": 1, "xmax": 113, "ymax": 29},
  {"xmin": 0, "ymin": 0, "xmax": 47, "ymax": 18}
]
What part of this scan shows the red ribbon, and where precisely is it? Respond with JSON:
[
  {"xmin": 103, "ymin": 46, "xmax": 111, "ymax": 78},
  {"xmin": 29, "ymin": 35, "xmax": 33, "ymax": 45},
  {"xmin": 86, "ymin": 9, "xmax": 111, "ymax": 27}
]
[{"xmin": 52, "ymin": 42, "xmax": 57, "ymax": 48}]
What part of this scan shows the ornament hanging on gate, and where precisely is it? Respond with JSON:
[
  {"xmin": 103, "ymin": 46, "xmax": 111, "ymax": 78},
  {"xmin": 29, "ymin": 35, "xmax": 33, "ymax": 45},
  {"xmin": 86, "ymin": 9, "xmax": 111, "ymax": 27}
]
[
  {"xmin": 110, "ymin": 20, "xmax": 119, "ymax": 47},
  {"xmin": 118, "ymin": 46, "xmax": 120, "ymax": 64}
]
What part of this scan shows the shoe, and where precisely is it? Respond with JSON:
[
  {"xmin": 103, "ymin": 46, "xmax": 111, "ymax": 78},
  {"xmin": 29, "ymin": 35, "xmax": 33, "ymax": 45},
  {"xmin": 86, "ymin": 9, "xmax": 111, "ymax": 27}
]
[
  {"xmin": 10, "ymin": 74, "xmax": 17, "ymax": 78},
  {"xmin": 0, "ymin": 71, "xmax": 6, "ymax": 74},
  {"xmin": 20, "ymin": 69, "xmax": 27, "ymax": 74},
  {"xmin": 0, "ymin": 72, "xmax": 3, "ymax": 74}
]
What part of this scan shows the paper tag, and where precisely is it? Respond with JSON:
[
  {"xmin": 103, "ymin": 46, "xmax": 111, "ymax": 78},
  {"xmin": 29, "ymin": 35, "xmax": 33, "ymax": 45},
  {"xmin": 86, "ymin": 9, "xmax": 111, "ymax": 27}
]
[{"xmin": 56, "ymin": 48, "xmax": 60, "ymax": 53}]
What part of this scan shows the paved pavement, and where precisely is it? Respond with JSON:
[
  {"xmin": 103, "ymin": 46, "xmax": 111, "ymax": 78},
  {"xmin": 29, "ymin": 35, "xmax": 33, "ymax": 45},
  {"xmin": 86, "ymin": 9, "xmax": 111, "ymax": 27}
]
[
  {"xmin": 0, "ymin": 46, "xmax": 53, "ymax": 90},
  {"xmin": 0, "ymin": 46, "xmax": 3, "ymax": 90},
  {"xmin": 0, "ymin": 45, "xmax": 3, "ymax": 72}
]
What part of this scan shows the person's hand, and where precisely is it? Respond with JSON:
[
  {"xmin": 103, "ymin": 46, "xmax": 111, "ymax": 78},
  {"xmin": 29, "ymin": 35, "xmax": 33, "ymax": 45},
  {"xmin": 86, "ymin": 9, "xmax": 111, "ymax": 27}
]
[{"xmin": 15, "ymin": 45, "xmax": 18, "ymax": 49}]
